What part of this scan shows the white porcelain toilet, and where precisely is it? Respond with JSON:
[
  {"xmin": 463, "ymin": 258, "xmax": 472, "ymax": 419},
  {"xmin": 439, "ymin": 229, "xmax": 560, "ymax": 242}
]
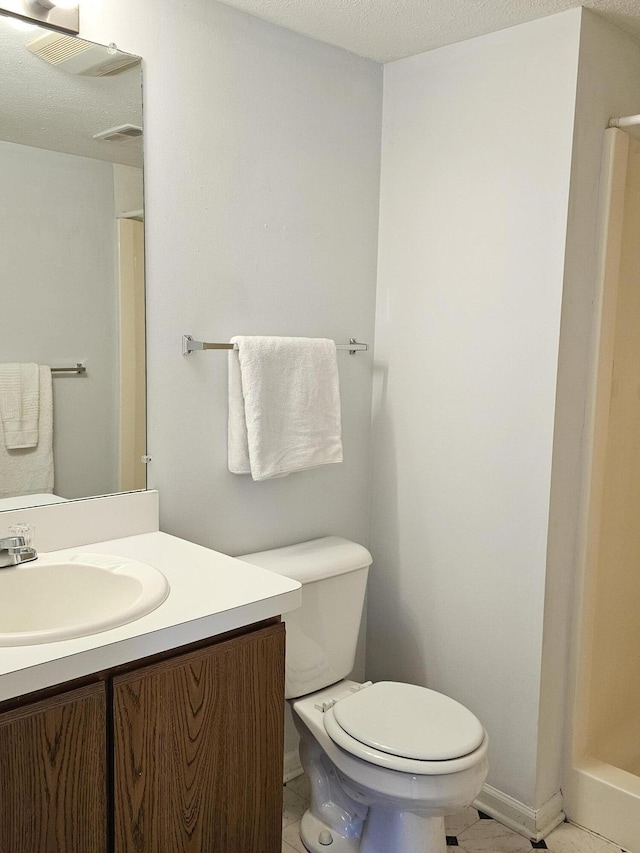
[{"xmin": 239, "ymin": 536, "xmax": 488, "ymax": 853}]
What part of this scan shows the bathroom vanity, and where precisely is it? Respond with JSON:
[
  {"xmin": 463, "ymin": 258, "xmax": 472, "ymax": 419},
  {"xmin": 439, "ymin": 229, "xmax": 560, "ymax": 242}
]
[
  {"xmin": 0, "ymin": 497, "xmax": 301, "ymax": 853},
  {"xmin": 0, "ymin": 619, "xmax": 284, "ymax": 852}
]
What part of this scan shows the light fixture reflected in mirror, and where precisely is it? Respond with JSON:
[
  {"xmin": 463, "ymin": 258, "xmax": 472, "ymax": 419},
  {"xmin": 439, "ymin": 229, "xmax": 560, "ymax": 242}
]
[{"xmin": 0, "ymin": 0, "xmax": 78, "ymax": 34}]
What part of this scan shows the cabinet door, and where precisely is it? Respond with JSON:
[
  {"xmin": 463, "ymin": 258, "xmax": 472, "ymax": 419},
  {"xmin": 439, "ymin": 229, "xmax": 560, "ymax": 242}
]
[
  {"xmin": 0, "ymin": 681, "xmax": 107, "ymax": 853},
  {"xmin": 113, "ymin": 622, "xmax": 285, "ymax": 853}
]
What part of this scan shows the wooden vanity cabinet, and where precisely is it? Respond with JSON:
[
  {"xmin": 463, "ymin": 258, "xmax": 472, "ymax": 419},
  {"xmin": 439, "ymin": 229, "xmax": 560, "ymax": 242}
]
[
  {"xmin": 0, "ymin": 682, "xmax": 107, "ymax": 853},
  {"xmin": 0, "ymin": 620, "xmax": 285, "ymax": 853},
  {"xmin": 113, "ymin": 621, "xmax": 285, "ymax": 852}
]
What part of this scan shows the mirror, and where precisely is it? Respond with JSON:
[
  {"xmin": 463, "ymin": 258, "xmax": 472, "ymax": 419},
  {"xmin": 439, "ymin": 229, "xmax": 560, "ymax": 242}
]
[{"xmin": 0, "ymin": 18, "xmax": 145, "ymax": 511}]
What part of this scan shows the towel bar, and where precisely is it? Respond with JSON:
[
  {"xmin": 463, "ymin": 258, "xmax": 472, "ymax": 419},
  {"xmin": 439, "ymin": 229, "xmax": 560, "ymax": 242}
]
[
  {"xmin": 182, "ymin": 335, "xmax": 368, "ymax": 356},
  {"xmin": 51, "ymin": 363, "xmax": 86, "ymax": 375}
]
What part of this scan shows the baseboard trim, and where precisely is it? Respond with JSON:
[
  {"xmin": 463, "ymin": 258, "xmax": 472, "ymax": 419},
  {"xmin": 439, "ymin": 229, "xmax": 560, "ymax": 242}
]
[
  {"xmin": 283, "ymin": 749, "xmax": 303, "ymax": 783},
  {"xmin": 474, "ymin": 785, "xmax": 565, "ymax": 842}
]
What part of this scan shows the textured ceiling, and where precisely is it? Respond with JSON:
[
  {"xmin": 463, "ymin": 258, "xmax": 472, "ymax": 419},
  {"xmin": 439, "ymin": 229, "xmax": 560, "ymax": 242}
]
[
  {"xmin": 217, "ymin": 0, "xmax": 640, "ymax": 62},
  {"xmin": 0, "ymin": 19, "xmax": 142, "ymax": 166}
]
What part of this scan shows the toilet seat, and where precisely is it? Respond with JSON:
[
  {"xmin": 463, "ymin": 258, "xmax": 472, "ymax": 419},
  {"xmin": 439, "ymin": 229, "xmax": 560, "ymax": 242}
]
[{"xmin": 323, "ymin": 681, "xmax": 487, "ymax": 776}]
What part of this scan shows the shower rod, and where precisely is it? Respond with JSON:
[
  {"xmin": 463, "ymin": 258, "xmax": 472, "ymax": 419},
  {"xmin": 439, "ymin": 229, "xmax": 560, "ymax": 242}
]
[{"xmin": 608, "ymin": 113, "xmax": 640, "ymax": 129}]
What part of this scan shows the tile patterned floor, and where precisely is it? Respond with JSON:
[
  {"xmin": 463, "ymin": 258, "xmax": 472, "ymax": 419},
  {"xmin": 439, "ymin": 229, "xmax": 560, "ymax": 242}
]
[{"xmin": 281, "ymin": 775, "xmax": 632, "ymax": 853}]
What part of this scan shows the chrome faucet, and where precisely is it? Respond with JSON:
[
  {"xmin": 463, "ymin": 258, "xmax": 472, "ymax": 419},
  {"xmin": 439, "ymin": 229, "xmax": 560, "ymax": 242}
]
[{"xmin": 0, "ymin": 536, "xmax": 38, "ymax": 569}]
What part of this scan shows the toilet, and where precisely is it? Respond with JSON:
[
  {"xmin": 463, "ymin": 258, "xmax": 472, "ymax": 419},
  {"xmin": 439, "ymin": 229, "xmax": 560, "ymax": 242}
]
[{"xmin": 239, "ymin": 536, "xmax": 488, "ymax": 853}]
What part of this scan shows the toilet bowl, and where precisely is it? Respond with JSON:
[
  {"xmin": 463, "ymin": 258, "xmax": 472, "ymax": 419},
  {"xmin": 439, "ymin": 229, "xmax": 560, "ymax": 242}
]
[
  {"xmin": 238, "ymin": 537, "xmax": 488, "ymax": 853},
  {"xmin": 292, "ymin": 680, "xmax": 488, "ymax": 853}
]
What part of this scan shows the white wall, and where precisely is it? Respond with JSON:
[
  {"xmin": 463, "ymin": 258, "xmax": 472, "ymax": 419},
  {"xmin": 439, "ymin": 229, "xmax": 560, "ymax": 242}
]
[
  {"xmin": 79, "ymin": 0, "xmax": 381, "ymax": 769},
  {"xmin": 80, "ymin": 0, "xmax": 382, "ymax": 558},
  {"xmin": 0, "ymin": 141, "xmax": 118, "ymax": 499},
  {"xmin": 368, "ymin": 11, "xmax": 581, "ymax": 808}
]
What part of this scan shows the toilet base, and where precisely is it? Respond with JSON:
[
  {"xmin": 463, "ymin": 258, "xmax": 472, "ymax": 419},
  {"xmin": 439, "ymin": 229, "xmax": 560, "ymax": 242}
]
[
  {"xmin": 361, "ymin": 809, "xmax": 446, "ymax": 853},
  {"xmin": 299, "ymin": 807, "xmax": 447, "ymax": 853}
]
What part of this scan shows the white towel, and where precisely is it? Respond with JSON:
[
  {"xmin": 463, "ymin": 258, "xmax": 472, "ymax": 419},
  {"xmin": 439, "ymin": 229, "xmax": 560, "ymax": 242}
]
[
  {"xmin": 228, "ymin": 336, "xmax": 343, "ymax": 481},
  {"xmin": 0, "ymin": 363, "xmax": 40, "ymax": 449},
  {"xmin": 0, "ymin": 365, "xmax": 54, "ymax": 498}
]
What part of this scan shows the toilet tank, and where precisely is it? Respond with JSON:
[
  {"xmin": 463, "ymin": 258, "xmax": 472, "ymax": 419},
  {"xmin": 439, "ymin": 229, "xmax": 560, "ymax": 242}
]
[{"xmin": 238, "ymin": 537, "xmax": 372, "ymax": 699}]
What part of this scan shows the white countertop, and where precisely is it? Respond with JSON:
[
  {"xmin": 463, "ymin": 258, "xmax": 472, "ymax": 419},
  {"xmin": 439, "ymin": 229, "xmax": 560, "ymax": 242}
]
[{"xmin": 0, "ymin": 531, "xmax": 301, "ymax": 702}]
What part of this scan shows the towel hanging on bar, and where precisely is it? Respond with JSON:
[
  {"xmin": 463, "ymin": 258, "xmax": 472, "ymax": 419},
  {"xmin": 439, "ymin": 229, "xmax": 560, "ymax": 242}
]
[
  {"xmin": 0, "ymin": 363, "xmax": 40, "ymax": 449},
  {"xmin": 0, "ymin": 365, "xmax": 54, "ymax": 497},
  {"xmin": 228, "ymin": 336, "xmax": 343, "ymax": 481}
]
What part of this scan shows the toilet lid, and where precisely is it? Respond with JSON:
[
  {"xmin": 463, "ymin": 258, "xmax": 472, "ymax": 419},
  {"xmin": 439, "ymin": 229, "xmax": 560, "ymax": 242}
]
[{"xmin": 331, "ymin": 682, "xmax": 484, "ymax": 761}]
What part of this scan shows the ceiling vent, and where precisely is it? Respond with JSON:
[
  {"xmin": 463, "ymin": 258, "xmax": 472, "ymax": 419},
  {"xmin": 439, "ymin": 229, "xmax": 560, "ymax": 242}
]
[
  {"xmin": 26, "ymin": 32, "xmax": 140, "ymax": 76},
  {"xmin": 93, "ymin": 124, "xmax": 143, "ymax": 143}
]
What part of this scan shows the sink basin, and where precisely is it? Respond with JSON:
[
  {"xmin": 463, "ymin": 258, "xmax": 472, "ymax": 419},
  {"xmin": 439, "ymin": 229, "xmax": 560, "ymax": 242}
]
[{"xmin": 0, "ymin": 553, "xmax": 169, "ymax": 646}]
